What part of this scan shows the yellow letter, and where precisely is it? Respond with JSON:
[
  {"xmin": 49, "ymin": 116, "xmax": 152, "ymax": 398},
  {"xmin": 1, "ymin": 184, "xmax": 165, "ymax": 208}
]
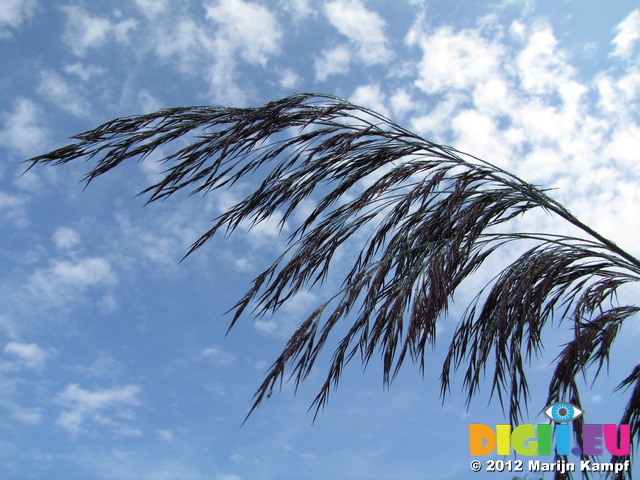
[{"xmin": 496, "ymin": 424, "xmax": 512, "ymax": 455}]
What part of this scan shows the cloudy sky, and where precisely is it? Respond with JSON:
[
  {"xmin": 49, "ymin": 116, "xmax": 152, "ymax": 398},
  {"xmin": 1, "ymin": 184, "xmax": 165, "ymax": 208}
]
[{"xmin": 1, "ymin": 0, "xmax": 640, "ymax": 478}]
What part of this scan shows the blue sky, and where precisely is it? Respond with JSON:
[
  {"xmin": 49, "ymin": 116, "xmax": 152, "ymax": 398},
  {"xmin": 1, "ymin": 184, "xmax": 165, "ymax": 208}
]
[{"xmin": 1, "ymin": 0, "xmax": 640, "ymax": 478}]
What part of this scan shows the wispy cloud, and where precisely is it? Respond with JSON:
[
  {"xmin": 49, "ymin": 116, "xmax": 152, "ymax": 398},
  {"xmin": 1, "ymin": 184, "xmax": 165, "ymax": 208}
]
[
  {"xmin": 71, "ymin": 354, "xmax": 125, "ymax": 380},
  {"xmin": 133, "ymin": 0, "xmax": 170, "ymax": 18},
  {"xmin": 37, "ymin": 70, "xmax": 92, "ymax": 118},
  {"xmin": 515, "ymin": 21, "xmax": 585, "ymax": 101},
  {"xmin": 152, "ymin": 17, "xmax": 213, "ymax": 74},
  {"xmin": 26, "ymin": 256, "xmax": 117, "ymax": 309},
  {"xmin": 0, "ymin": 190, "xmax": 29, "ymax": 227},
  {"xmin": 205, "ymin": 0, "xmax": 282, "ymax": 67},
  {"xmin": 61, "ymin": 5, "xmax": 137, "ymax": 57},
  {"xmin": 10, "ymin": 404, "xmax": 42, "ymax": 424},
  {"xmin": 112, "ymin": 202, "xmax": 211, "ymax": 270},
  {"xmin": 314, "ymin": 44, "xmax": 351, "ymax": 81},
  {"xmin": 52, "ymin": 226, "xmax": 81, "ymax": 251},
  {"xmin": 254, "ymin": 290, "xmax": 318, "ymax": 337},
  {"xmin": 405, "ymin": 14, "xmax": 639, "ymax": 246},
  {"xmin": 325, "ymin": 0, "xmax": 391, "ymax": 65},
  {"xmin": 202, "ymin": 346, "xmax": 236, "ymax": 366},
  {"xmin": 204, "ymin": 0, "xmax": 283, "ymax": 104},
  {"xmin": 389, "ymin": 88, "xmax": 416, "ymax": 118},
  {"xmin": 407, "ymin": 24, "xmax": 505, "ymax": 95},
  {"xmin": 142, "ymin": 0, "xmax": 282, "ymax": 105},
  {"xmin": 611, "ymin": 8, "xmax": 640, "ymax": 58},
  {"xmin": 54, "ymin": 383, "xmax": 141, "ymax": 435},
  {"xmin": 216, "ymin": 474, "xmax": 242, "ymax": 480},
  {"xmin": 0, "ymin": 0, "xmax": 38, "ymax": 38},
  {"xmin": 349, "ymin": 84, "xmax": 391, "ymax": 117},
  {"xmin": 277, "ymin": 68, "xmax": 301, "ymax": 89},
  {"xmin": 3, "ymin": 342, "xmax": 51, "ymax": 370},
  {"xmin": 0, "ymin": 98, "xmax": 49, "ymax": 156},
  {"xmin": 63, "ymin": 62, "xmax": 106, "ymax": 82},
  {"xmin": 280, "ymin": 0, "xmax": 316, "ymax": 22}
]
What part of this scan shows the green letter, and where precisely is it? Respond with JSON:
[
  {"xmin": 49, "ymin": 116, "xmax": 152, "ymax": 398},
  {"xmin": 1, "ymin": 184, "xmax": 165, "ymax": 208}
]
[{"xmin": 512, "ymin": 424, "xmax": 537, "ymax": 455}]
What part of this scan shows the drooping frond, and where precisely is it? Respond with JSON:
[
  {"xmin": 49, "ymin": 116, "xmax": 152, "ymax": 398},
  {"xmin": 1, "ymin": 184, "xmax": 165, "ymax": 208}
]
[{"xmin": 26, "ymin": 94, "xmax": 640, "ymax": 467}]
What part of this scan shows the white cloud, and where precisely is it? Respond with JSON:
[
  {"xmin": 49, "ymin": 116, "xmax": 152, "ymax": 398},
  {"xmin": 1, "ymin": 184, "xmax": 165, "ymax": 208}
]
[
  {"xmin": 72, "ymin": 355, "xmax": 124, "ymax": 379},
  {"xmin": 153, "ymin": 18, "xmax": 212, "ymax": 74},
  {"xmin": 300, "ymin": 452, "xmax": 317, "ymax": 463},
  {"xmin": 114, "ymin": 205, "xmax": 206, "ymax": 269},
  {"xmin": 62, "ymin": 6, "xmax": 111, "ymax": 56},
  {"xmin": 390, "ymin": 89, "xmax": 416, "ymax": 118},
  {"xmin": 517, "ymin": 147, "xmax": 564, "ymax": 183},
  {"xmin": 0, "ymin": 0, "xmax": 37, "ymax": 37},
  {"xmin": 246, "ymin": 211, "xmax": 288, "ymax": 244},
  {"xmin": 137, "ymin": 90, "xmax": 163, "ymax": 113},
  {"xmin": 408, "ymin": 25, "xmax": 505, "ymax": 95},
  {"xmin": 406, "ymin": 18, "xmax": 598, "ymax": 163},
  {"xmin": 410, "ymin": 92, "xmax": 467, "ymax": 141},
  {"xmin": 203, "ymin": 0, "xmax": 283, "ymax": 104},
  {"xmin": 3, "ymin": 342, "xmax": 50, "ymax": 370},
  {"xmin": 151, "ymin": 0, "xmax": 282, "ymax": 105},
  {"xmin": 278, "ymin": 68, "xmax": 301, "ymax": 89},
  {"xmin": 63, "ymin": 62, "xmax": 106, "ymax": 82},
  {"xmin": 425, "ymin": 18, "xmax": 639, "ymax": 254},
  {"xmin": 314, "ymin": 44, "xmax": 351, "ymax": 81},
  {"xmin": 325, "ymin": 0, "xmax": 390, "ymax": 64},
  {"xmin": 133, "ymin": 0, "xmax": 169, "ymax": 18},
  {"xmin": 280, "ymin": 0, "xmax": 315, "ymax": 21},
  {"xmin": 0, "ymin": 97, "xmax": 49, "ymax": 156},
  {"xmin": 255, "ymin": 290, "xmax": 317, "ymax": 337},
  {"xmin": 349, "ymin": 84, "xmax": 390, "ymax": 117},
  {"xmin": 471, "ymin": 77, "xmax": 513, "ymax": 116},
  {"xmin": 216, "ymin": 475, "xmax": 241, "ymax": 480},
  {"xmin": 62, "ymin": 5, "xmax": 137, "ymax": 57},
  {"xmin": 157, "ymin": 429, "xmax": 174, "ymax": 442},
  {"xmin": 202, "ymin": 345, "xmax": 236, "ymax": 365},
  {"xmin": 595, "ymin": 69, "xmax": 640, "ymax": 118},
  {"xmin": 54, "ymin": 383, "xmax": 141, "ymax": 435},
  {"xmin": 206, "ymin": 56, "xmax": 249, "ymax": 105},
  {"xmin": 38, "ymin": 257, "xmax": 114, "ymax": 288},
  {"xmin": 205, "ymin": 0, "xmax": 282, "ymax": 66},
  {"xmin": 607, "ymin": 124, "xmax": 640, "ymax": 174},
  {"xmin": 37, "ymin": 70, "xmax": 91, "ymax": 118},
  {"xmin": 0, "ymin": 315, "xmax": 18, "ymax": 340},
  {"xmin": 491, "ymin": 0, "xmax": 535, "ymax": 16},
  {"xmin": 52, "ymin": 226, "xmax": 81, "ymax": 251},
  {"xmin": 254, "ymin": 319, "xmax": 278, "ymax": 334},
  {"xmin": 450, "ymin": 109, "xmax": 513, "ymax": 167},
  {"xmin": 403, "ymin": 13, "xmax": 640, "ymax": 251},
  {"xmin": 112, "ymin": 17, "xmax": 137, "ymax": 44},
  {"xmin": 0, "ymin": 191, "xmax": 28, "ymax": 227},
  {"xmin": 516, "ymin": 21, "xmax": 586, "ymax": 103},
  {"xmin": 11, "ymin": 405, "xmax": 42, "ymax": 425},
  {"xmin": 27, "ymin": 256, "xmax": 117, "ymax": 308},
  {"xmin": 611, "ymin": 8, "xmax": 640, "ymax": 58}
]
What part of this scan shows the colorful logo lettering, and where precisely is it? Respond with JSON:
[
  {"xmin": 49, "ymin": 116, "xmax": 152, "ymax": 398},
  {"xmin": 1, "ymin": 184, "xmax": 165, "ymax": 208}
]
[{"xmin": 469, "ymin": 403, "xmax": 630, "ymax": 457}]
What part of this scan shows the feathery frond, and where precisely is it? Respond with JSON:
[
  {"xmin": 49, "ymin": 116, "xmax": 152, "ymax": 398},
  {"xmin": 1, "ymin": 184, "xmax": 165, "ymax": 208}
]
[{"xmin": 26, "ymin": 94, "xmax": 640, "ymax": 476}]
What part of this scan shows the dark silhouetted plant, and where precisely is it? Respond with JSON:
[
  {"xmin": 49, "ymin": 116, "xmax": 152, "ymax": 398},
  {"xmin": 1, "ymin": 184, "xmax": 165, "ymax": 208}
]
[{"xmin": 26, "ymin": 93, "xmax": 639, "ymax": 478}]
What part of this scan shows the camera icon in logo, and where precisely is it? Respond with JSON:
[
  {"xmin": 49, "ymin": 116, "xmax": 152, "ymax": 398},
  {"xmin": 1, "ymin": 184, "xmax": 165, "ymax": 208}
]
[{"xmin": 544, "ymin": 402, "xmax": 584, "ymax": 423}]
